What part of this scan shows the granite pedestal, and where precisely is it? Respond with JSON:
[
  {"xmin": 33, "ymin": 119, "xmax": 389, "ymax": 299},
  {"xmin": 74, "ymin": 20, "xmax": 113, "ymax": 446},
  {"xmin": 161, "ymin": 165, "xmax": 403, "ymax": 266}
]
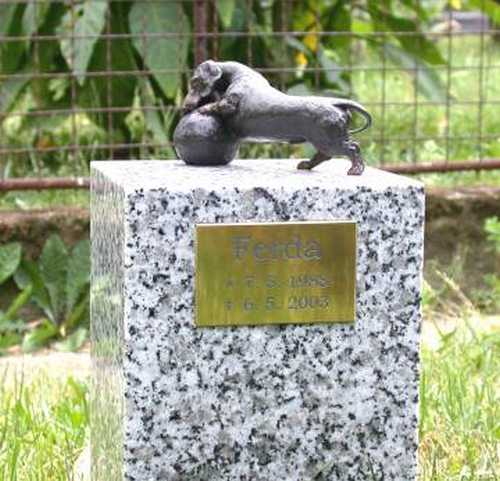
[{"xmin": 91, "ymin": 159, "xmax": 425, "ymax": 481}]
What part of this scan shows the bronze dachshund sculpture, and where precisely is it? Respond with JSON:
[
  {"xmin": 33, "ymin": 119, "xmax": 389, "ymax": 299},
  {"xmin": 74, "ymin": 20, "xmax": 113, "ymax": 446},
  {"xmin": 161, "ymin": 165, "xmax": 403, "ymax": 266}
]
[{"xmin": 174, "ymin": 60, "xmax": 372, "ymax": 175}]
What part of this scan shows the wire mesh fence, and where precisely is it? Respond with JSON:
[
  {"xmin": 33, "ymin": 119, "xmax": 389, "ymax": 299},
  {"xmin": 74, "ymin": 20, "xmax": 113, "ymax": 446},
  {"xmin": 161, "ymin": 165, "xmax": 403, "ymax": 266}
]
[{"xmin": 0, "ymin": 0, "xmax": 499, "ymax": 180}]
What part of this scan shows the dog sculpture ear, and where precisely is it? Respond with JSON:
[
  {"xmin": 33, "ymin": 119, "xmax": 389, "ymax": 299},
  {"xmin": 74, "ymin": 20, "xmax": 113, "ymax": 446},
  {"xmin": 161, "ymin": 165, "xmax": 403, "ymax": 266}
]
[{"xmin": 199, "ymin": 60, "xmax": 222, "ymax": 82}]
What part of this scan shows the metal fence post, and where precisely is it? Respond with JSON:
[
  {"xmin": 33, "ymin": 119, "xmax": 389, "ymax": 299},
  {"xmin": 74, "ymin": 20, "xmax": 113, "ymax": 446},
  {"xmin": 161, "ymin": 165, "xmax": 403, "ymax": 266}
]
[{"xmin": 193, "ymin": 0, "xmax": 208, "ymax": 65}]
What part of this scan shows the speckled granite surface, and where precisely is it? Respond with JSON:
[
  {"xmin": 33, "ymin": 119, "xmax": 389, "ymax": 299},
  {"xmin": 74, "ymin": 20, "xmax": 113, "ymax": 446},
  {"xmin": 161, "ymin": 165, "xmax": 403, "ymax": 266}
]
[{"xmin": 91, "ymin": 159, "xmax": 424, "ymax": 481}]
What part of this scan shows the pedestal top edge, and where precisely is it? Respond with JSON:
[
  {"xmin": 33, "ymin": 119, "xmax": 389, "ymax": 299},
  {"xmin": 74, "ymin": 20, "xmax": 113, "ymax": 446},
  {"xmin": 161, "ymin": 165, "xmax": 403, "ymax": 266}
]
[{"xmin": 91, "ymin": 159, "xmax": 424, "ymax": 193}]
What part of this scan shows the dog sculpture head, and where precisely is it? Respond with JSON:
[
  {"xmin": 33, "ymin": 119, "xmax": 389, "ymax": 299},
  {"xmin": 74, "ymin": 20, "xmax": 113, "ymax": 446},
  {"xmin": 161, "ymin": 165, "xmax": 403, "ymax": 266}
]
[{"xmin": 182, "ymin": 60, "xmax": 223, "ymax": 114}]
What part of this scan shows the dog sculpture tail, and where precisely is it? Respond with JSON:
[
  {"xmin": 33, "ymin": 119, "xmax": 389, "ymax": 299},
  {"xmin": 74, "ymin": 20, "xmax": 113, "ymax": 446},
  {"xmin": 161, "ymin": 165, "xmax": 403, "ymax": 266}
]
[{"xmin": 333, "ymin": 100, "xmax": 372, "ymax": 135}]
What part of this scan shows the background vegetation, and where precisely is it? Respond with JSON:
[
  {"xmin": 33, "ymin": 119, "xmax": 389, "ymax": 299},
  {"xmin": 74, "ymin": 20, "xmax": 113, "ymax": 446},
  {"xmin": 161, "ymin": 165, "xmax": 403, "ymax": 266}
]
[
  {"xmin": 1, "ymin": 0, "xmax": 499, "ymax": 179},
  {"xmin": 0, "ymin": 235, "xmax": 90, "ymax": 354},
  {"xmin": 419, "ymin": 319, "xmax": 499, "ymax": 480},
  {"xmin": 0, "ymin": 373, "xmax": 88, "ymax": 480}
]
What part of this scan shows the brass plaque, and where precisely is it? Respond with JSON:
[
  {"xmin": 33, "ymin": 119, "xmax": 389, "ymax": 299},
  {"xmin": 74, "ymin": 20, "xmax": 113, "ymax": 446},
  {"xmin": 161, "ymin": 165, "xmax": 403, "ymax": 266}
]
[{"xmin": 195, "ymin": 221, "xmax": 356, "ymax": 327}]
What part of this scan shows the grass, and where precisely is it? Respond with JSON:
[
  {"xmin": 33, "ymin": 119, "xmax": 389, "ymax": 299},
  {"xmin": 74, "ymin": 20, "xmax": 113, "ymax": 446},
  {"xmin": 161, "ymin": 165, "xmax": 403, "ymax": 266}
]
[
  {"xmin": 0, "ymin": 373, "xmax": 88, "ymax": 481},
  {"xmin": 0, "ymin": 190, "xmax": 90, "ymax": 211},
  {"xmin": 415, "ymin": 170, "xmax": 500, "ymax": 188},
  {"xmin": 0, "ymin": 314, "xmax": 498, "ymax": 480},
  {"xmin": 354, "ymin": 36, "xmax": 500, "ymax": 168},
  {"xmin": 420, "ymin": 320, "xmax": 499, "ymax": 480}
]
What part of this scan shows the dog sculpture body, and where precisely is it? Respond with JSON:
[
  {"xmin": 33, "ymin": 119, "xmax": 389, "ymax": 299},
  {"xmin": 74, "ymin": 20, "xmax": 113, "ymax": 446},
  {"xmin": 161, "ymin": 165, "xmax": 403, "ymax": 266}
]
[{"xmin": 180, "ymin": 60, "xmax": 372, "ymax": 174}]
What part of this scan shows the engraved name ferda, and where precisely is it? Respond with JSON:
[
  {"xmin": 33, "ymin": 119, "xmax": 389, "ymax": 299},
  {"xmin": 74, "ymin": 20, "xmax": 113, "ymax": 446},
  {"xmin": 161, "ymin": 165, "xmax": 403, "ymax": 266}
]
[{"xmin": 231, "ymin": 235, "xmax": 322, "ymax": 262}]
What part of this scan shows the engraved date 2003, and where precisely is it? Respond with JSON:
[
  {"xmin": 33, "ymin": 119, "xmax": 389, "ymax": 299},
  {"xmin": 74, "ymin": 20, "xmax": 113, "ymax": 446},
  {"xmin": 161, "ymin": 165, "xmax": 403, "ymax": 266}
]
[{"xmin": 225, "ymin": 295, "xmax": 330, "ymax": 312}]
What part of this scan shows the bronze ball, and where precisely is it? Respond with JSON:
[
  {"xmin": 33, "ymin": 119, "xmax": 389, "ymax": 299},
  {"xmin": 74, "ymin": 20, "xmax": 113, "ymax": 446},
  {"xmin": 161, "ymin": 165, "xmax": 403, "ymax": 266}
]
[{"xmin": 173, "ymin": 111, "xmax": 239, "ymax": 166}]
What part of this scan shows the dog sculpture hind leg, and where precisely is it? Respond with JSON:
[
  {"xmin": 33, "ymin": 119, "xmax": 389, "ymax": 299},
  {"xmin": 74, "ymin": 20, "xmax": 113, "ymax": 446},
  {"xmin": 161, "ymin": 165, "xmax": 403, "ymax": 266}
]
[{"xmin": 296, "ymin": 100, "xmax": 371, "ymax": 174}]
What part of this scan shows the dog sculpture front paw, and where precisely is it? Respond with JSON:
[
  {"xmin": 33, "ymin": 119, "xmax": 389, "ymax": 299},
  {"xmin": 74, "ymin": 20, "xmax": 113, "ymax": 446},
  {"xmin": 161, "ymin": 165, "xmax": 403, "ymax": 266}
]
[{"xmin": 197, "ymin": 105, "xmax": 213, "ymax": 115}]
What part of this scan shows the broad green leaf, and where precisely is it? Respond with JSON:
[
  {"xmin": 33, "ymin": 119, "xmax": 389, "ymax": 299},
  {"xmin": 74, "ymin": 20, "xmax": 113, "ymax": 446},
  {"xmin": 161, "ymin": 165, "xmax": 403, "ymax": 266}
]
[
  {"xmin": 485, "ymin": 216, "xmax": 500, "ymax": 251},
  {"xmin": 395, "ymin": 31, "xmax": 445, "ymax": 66},
  {"xmin": 138, "ymin": 78, "xmax": 169, "ymax": 145},
  {"xmin": 367, "ymin": 1, "xmax": 445, "ymax": 65},
  {"xmin": 231, "ymin": 1, "xmax": 253, "ymax": 31},
  {"xmin": 399, "ymin": 0, "xmax": 431, "ymax": 21},
  {"xmin": 319, "ymin": 48, "xmax": 341, "ymax": 85},
  {"xmin": 15, "ymin": 260, "xmax": 52, "ymax": 320},
  {"xmin": 291, "ymin": 2, "xmax": 316, "ymax": 31},
  {"xmin": 29, "ymin": 2, "xmax": 69, "ymax": 110},
  {"xmin": 14, "ymin": 260, "xmax": 35, "ymax": 289},
  {"xmin": 4, "ymin": 285, "xmax": 32, "ymax": 321},
  {"xmin": 22, "ymin": 0, "xmax": 51, "ymax": 36},
  {"xmin": 79, "ymin": 3, "xmax": 136, "ymax": 135},
  {"xmin": 216, "ymin": 0, "xmax": 236, "ymax": 28},
  {"xmin": 352, "ymin": 19, "xmax": 374, "ymax": 34},
  {"xmin": 0, "ymin": 242, "xmax": 22, "ymax": 285},
  {"xmin": 285, "ymin": 35, "xmax": 309, "ymax": 54},
  {"xmin": 0, "ymin": 4, "xmax": 18, "ymax": 36},
  {"xmin": 383, "ymin": 43, "xmax": 448, "ymax": 103},
  {"xmin": 22, "ymin": 320, "xmax": 58, "ymax": 353},
  {"xmin": 0, "ymin": 72, "xmax": 30, "ymax": 114},
  {"xmin": 54, "ymin": 327, "xmax": 88, "ymax": 352},
  {"xmin": 66, "ymin": 240, "xmax": 90, "ymax": 314},
  {"xmin": 63, "ymin": 291, "xmax": 89, "ymax": 334},
  {"xmin": 469, "ymin": 0, "xmax": 500, "ymax": 24},
  {"xmin": 319, "ymin": 1, "xmax": 352, "ymax": 61},
  {"xmin": 0, "ymin": 319, "xmax": 28, "ymax": 333},
  {"xmin": 0, "ymin": 4, "xmax": 25, "ymax": 74},
  {"xmin": 0, "ymin": 332, "xmax": 22, "ymax": 351},
  {"xmin": 39, "ymin": 234, "xmax": 68, "ymax": 325},
  {"xmin": 58, "ymin": 0, "xmax": 108, "ymax": 85},
  {"xmin": 0, "ymin": 1, "xmax": 23, "ymax": 80},
  {"xmin": 129, "ymin": 2, "xmax": 190, "ymax": 97}
]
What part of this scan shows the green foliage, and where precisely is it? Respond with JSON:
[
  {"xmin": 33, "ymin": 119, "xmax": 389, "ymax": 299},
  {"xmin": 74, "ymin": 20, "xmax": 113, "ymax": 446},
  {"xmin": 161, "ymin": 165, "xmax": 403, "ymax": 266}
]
[
  {"xmin": 0, "ymin": 242, "xmax": 32, "ymax": 352},
  {"xmin": 58, "ymin": 0, "xmax": 108, "ymax": 85},
  {"xmin": 382, "ymin": 43, "xmax": 447, "ymax": 102},
  {"xmin": 0, "ymin": 1, "xmax": 498, "ymax": 174},
  {"xmin": 216, "ymin": 0, "xmax": 237, "ymax": 28},
  {"xmin": 355, "ymin": 34, "xmax": 500, "ymax": 166},
  {"xmin": 420, "ymin": 324, "xmax": 499, "ymax": 480},
  {"xmin": 468, "ymin": 0, "xmax": 500, "ymax": 24},
  {"xmin": 22, "ymin": 0, "xmax": 51, "ymax": 35},
  {"xmin": 21, "ymin": 319, "xmax": 59, "ymax": 353},
  {"xmin": 0, "ymin": 235, "xmax": 90, "ymax": 353},
  {"xmin": 484, "ymin": 217, "xmax": 500, "ymax": 252},
  {"xmin": 129, "ymin": 1, "xmax": 189, "ymax": 98},
  {"xmin": 476, "ymin": 217, "xmax": 500, "ymax": 313},
  {"xmin": 39, "ymin": 234, "xmax": 69, "ymax": 323},
  {"xmin": 15, "ymin": 235, "xmax": 90, "ymax": 350},
  {"xmin": 0, "ymin": 242, "xmax": 22, "ymax": 285},
  {"xmin": 0, "ymin": 373, "xmax": 88, "ymax": 480},
  {"xmin": 54, "ymin": 327, "xmax": 88, "ymax": 353},
  {"xmin": 0, "ymin": 0, "xmax": 472, "ymax": 174},
  {"xmin": 0, "ymin": 188, "xmax": 90, "ymax": 210}
]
